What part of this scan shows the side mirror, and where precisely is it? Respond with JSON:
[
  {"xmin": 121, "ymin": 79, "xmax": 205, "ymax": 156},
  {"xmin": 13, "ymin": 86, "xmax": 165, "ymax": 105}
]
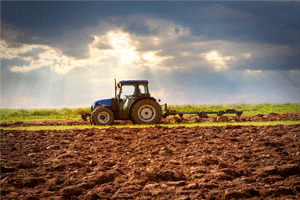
[{"xmin": 158, "ymin": 99, "xmax": 161, "ymax": 103}]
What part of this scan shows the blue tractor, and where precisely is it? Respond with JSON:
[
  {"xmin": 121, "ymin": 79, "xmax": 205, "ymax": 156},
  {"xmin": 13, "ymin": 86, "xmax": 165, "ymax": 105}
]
[{"xmin": 89, "ymin": 80, "xmax": 162, "ymax": 125}]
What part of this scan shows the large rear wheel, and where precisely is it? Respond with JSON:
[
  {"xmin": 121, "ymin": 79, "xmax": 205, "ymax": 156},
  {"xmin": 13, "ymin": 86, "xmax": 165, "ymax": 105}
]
[
  {"xmin": 131, "ymin": 99, "xmax": 162, "ymax": 124},
  {"xmin": 91, "ymin": 107, "xmax": 114, "ymax": 125}
]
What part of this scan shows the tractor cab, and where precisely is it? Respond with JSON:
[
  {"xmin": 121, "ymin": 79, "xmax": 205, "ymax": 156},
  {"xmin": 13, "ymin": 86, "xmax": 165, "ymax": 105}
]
[{"xmin": 117, "ymin": 80, "xmax": 150, "ymax": 114}]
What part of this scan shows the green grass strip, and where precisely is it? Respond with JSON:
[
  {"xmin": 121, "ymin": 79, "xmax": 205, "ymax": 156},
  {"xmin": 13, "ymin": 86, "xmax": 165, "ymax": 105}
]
[
  {"xmin": 1, "ymin": 103, "xmax": 299, "ymax": 122},
  {"xmin": 1, "ymin": 120, "xmax": 299, "ymax": 131}
]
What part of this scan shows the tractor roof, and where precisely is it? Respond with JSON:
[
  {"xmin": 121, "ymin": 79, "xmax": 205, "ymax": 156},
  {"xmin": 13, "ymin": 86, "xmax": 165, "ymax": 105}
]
[{"xmin": 119, "ymin": 80, "xmax": 148, "ymax": 84}]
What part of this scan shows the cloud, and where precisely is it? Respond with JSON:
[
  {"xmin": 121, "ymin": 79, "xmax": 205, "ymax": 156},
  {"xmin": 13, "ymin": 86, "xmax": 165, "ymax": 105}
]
[
  {"xmin": 202, "ymin": 50, "xmax": 236, "ymax": 70},
  {"xmin": 1, "ymin": 27, "xmax": 174, "ymax": 74},
  {"xmin": 246, "ymin": 69, "xmax": 262, "ymax": 73},
  {"xmin": 1, "ymin": 15, "xmax": 299, "ymax": 76},
  {"xmin": 202, "ymin": 3, "xmax": 251, "ymax": 19},
  {"xmin": 1, "ymin": 41, "xmax": 80, "ymax": 74},
  {"xmin": 1, "ymin": 22, "xmax": 35, "ymax": 48}
]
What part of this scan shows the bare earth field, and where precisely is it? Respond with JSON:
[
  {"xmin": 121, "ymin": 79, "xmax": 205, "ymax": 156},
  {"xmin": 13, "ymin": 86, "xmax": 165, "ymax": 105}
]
[
  {"xmin": 1, "ymin": 112, "xmax": 300, "ymax": 199},
  {"xmin": 1, "ymin": 112, "xmax": 300, "ymax": 127}
]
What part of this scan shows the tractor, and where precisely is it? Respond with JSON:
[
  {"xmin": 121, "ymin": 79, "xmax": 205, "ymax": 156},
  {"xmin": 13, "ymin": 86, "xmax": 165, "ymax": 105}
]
[{"xmin": 88, "ymin": 80, "xmax": 162, "ymax": 125}]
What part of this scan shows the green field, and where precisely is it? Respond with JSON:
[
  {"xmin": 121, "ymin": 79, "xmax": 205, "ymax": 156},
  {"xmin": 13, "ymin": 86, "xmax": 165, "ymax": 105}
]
[
  {"xmin": 0, "ymin": 107, "xmax": 90, "ymax": 122},
  {"xmin": 1, "ymin": 103, "xmax": 299, "ymax": 122}
]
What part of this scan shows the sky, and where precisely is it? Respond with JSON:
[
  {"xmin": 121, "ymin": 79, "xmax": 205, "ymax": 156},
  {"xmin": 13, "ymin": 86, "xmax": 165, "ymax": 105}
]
[{"xmin": 1, "ymin": 1, "xmax": 300, "ymax": 108}]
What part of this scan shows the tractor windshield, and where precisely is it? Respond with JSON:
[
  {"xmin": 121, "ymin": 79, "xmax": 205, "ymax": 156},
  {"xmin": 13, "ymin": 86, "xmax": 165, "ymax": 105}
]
[
  {"xmin": 118, "ymin": 84, "xmax": 136, "ymax": 112},
  {"xmin": 120, "ymin": 85, "xmax": 135, "ymax": 99}
]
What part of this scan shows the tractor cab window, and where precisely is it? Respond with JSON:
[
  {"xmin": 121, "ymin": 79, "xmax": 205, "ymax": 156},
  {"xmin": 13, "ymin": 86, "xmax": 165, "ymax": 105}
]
[
  {"xmin": 120, "ymin": 85, "xmax": 135, "ymax": 100},
  {"xmin": 119, "ymin": 84, "xmax": 137, "ymax": 111},
  {"xmin": 139, "ymin": 84, "xmax": 148, "ymax": 95}
]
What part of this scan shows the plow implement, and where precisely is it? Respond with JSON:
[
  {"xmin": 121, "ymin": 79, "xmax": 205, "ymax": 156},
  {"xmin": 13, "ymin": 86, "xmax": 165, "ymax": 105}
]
[{"xmin": 162, "ymin": 103, "xmax": 243, "ymax": 122}]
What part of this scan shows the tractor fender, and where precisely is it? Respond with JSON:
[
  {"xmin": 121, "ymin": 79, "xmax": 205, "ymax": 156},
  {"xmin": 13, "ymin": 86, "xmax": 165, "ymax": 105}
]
[
  {"xmin": 128, "ymin": 97, "xmax": 159, "ymax": 117},
  {"xmin": 103, "ymin": 105, "xmax": 116, "ymax": 116},
  {"xmin": 96, "ymin": 105, "xmax": 116, "ymax": 116},
  {"xmin": 93, "ymin": 98, "xmax": 118, "ymax": 117}
]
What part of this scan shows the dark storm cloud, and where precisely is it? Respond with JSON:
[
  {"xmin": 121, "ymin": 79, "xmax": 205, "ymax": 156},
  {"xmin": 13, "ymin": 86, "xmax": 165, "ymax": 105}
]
[
  {"xmin": 2, "ymin": 1, "xmax": 300, "ymax": 62},
  {"xmin": 43, "ymin": 32, "xmax": 95, "ymax": 59},
  {"xmin": 250, "ymin": 55, "xmax": 300, "ymax": 71},
  {"xmin": 1, "ymin": 22, "xmax": 35, "ymax": 47},
  {"xmin": 184, "ymin": 2, "xmax": 300, "ymax": 45},
  {"xmin": 1, "ymin": 22, "xmax": 95, "ymax": 59}
]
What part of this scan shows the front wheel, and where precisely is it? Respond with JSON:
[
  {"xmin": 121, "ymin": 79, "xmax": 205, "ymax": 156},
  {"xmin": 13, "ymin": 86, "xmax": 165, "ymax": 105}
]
[
  {"xmin": 91, "ymin": 107, "xmax": 114, "ymax": 125},
  {"xmin": 131, "ymin": 99, "xmax": 162, "ymax": 124}
]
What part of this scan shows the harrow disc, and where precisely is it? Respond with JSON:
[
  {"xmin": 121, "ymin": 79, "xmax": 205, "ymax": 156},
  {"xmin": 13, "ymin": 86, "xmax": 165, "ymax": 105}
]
[{"xmin": 216, "ymin": 116, "xmax": 228, "ymax": 123}]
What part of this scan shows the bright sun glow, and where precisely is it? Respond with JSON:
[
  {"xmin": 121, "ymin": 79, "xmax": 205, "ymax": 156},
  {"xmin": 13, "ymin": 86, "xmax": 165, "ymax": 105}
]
[{"xmin": 203, "ymin": 50, "xmax": 235, "ymax": 70}]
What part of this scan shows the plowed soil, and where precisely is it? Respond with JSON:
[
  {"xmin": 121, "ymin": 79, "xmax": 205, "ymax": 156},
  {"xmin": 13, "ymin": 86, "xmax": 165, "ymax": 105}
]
[
  {"xmin": 1, "ymin": 112, "xmax": 299, "ymax": 127},
  {"xmin": 1, "ymin": 124, "xmax": 300, "ymax": 199}
]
